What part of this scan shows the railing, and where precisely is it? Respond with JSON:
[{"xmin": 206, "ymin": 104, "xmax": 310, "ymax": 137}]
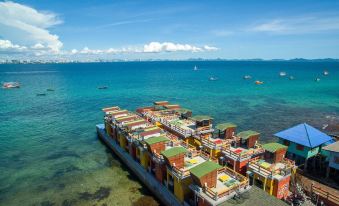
[
  {"xmin": 143, "ymin": 112, "xmax": 194, "ymax": 138},
  {"xmin": 248, "ymin": 157, "xmax": 293, "ymax": 178},
  {"xmin": 201, "ymin": 138, "xmax": 230, "ymax": 150},
  {"xmin": 311, "ymin": 184, "xmax": 339, "ymax": 205},
  {"xmin": 222, "ymin": 144, "xmax": 265, "ymax": 161},
  {"xmin": 203, "ymin": 168, "xmax": 249, "ymax": 200},
  {"xmin": 172, "ymin": 165, "xmax": 191, "ymax": 179}
]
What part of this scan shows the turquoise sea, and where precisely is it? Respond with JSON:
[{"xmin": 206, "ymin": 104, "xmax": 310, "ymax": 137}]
[{"xmin": 0, "ymin": 61, "xmax": 338, "ymax": 205}]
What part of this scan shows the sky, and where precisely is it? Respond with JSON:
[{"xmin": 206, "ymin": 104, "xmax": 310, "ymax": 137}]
[{"xmin": 1, "ymin": 0, "xmax": 339, "ymax": 60}]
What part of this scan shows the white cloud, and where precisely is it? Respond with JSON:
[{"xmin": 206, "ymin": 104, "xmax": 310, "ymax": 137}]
[
  {"xmin": 0, "ymin": 39, "xmax": 27, "ymax": 52},
  {"xmin": 251, "ymin": 15, "xmax": 339, "ymax": 34},
  {"xmin": 69, "ymin": 42, "xmax": 218, "ymax": 55},
  {"xmin": 143, "ymin": 42, "xmax": 203, "ymax": 53},
  {"xmin": 203, "ymin": 45, "xmax": 219, "ymax": 51},
  {"xmin": 0, "ymin": 1, "xmax": 63, "ymax": 53},
  {"xmin": 31, "ymin": 43, "xmax": 45, "ymax": 49}
]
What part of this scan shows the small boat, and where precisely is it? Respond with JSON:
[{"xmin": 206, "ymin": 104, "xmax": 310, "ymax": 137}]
[
  {"xmin": 315, "ymin": 78, "xmax": 320, "ymax": 82},
  {"xmin": 98, "ymin": 86, "xmax": 108, "ymax": 90},
  {"xmin": 209, "ymin": 77, "xmax": 218, "ymax": 81},
  {"xmin": 255, "ymin": 80, "xmax": 264, "ymax": 85},
  {"xmin": 37, "ymin": 93, "xmax": 47, "ymax": 96},
  {"xmin": 323, "ymin": 70, "xmax": 329, "ymax": 76},
  {"xmin": 47, "ymin": 88, "xmax": 54, "ymax": 92},
  {"xmin": 243, "ymin": 75, "xmax": 252, "ymax": 80},
  {"xmin": 193, "ymin": 65, "xmax": 198, "ymax": 71},
  {"xmin": 2, "ymin": 82, "xmax": 20, "ymax": 89},
  {"xmin": 279, "ymin": 71, "xmax": 287, "ymax": 77},
  {"xmin": 289, "ymin": 76, "xmax": 295, "ymax": 80}
]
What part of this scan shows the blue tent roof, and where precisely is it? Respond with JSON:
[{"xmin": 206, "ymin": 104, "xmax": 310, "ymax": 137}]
[{"xmin": 274, "ymin": 123, "xmax": 333, "ymax": 148}]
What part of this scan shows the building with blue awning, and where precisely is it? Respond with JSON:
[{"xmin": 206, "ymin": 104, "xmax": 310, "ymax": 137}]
[{"xmin": 274, "ymin": 123, "xmax": 333, "ymax": 166}]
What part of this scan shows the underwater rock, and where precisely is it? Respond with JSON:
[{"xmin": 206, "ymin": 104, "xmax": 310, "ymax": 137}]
[
  {"xmin": 46, "ymin": 151, "xmax": 81, "ymax": 160},
  {"xmin": 78, "ymin": 187, "xmax": 111, "ymax": 201},
  {"xmin": 52, "ymin": 165, "xmax": 81, "ymax": 178},
  {"xmin": 132, "ymin": 196, "xmax": 159, "ymax": 206},
  {"xmin": 40, "ymin": 201, "xmax": 55, "ymax": 206},
  {"xmin": 62, "ymin": 199, "xmax": 76, "ymax": 206}
]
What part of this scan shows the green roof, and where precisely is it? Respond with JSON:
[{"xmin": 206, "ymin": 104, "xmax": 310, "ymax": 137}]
[
  {"xmin": 215, "ymin": 123, "xmax": 237, "ymax": 131},
  {"xmin": 124, "ymin": 119, "xmax": 145, "ymax": 125},
  {"xmin": 161, "ymin": 147, "xmax": 187, "ymax": 158},
  {"xmin": 191, "ymin": 115, "xmax": 213, "ymax": 121},
  {"xmin": 144, "ymin": 136, "xmax": 169, "ymax": 145},
  {"xmin": 175, "ymin": 108, "xmax": 192, "ymax": 114},
  {"xmin": 190, "ymin": 161, "xmax": 222, "ymax": 178},
  {"xmin": 262, "ymin": 143, "xmax": 287, "ymax": 153},
  {"xmin": 237, "ymin": 130, "xmax": 260, "ymax": 140}
]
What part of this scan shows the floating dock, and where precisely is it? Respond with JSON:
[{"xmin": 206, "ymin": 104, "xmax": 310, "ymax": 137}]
[{"xmin": 96, "ymin": 101, "xmax": 301, "ymax": 206}]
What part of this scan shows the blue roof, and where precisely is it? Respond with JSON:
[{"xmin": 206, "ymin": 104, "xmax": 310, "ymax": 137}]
[{"xmin": 274, "ymin": 123, "xmax": 333, "ymax": 148}]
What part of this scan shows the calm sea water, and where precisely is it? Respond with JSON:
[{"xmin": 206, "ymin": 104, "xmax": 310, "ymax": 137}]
[{"xmin": 0, "ymin": 61, "xmax": 338, "ymax": 205}]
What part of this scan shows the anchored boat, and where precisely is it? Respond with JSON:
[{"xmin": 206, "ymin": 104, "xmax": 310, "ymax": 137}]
[
  {"xmin": 2, "ymin": 82, "xmax": 20, "ymax": 89},
  {"xmin": 279, "ymin": 71, "xmax": 287, "ymax": 77}
]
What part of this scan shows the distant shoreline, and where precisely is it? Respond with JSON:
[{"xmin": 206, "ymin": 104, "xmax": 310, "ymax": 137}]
[{"xmin": 1, "ymin": 58, "xmax": 339, "ymax": 65}]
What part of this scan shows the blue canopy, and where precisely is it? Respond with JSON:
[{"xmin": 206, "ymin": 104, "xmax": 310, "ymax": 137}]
[{"xmin": 274, "ymin": 123, "xmax": 333, "ymax": 148}]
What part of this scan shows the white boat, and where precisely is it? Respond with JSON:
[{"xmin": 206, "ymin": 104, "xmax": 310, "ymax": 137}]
[
  {"xmin": 193, "ymin": 65, "xmax": 198, "ymax": 71},
  {"xmin": 209, "ymin": 77, "xmax": 218, "ymax": 81},
  {"xmin": 315, "ymin": 77, "xmax": 320, "ymax": 82},
  {"xmin": 323, "ymin": 70, "xmax": 329, "ymax": 76},
  {"xmin": 2, "ymin": 82, "xmax": 20, "ymax": 89},
  {"xmin": 243, "ymin": 75, "xmax": 252, "ymax": 80},
  {"xmin": 279, "ymin": 71, "xmax": 287, "ymax": 77}
]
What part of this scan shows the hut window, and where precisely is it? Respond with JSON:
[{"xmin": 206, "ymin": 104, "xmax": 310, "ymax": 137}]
[
  {"xmin": 283, "ymin": 140, "xmax": 290, "ymax": 146},
  {"xmin": 296, "ymin": 144, "xmax": 304, "ymax": 151}
]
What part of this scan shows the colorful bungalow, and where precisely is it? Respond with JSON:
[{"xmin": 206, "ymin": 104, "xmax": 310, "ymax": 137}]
[
  {"xmin": 275, "ymin": 123, "xmax": 333, "ymax": 167},
  {"xmin": 215, "ymin": 123, "xmax": 237, "ymax": 139},
  {"xmin": 144, "ymin": 135, "xmax": 170, "ymax": 183},
  {"xmin": 236, "ymin": 130, "xmax": 260, "ymax": 148},
  {"xmin": 189, "ymin": 161, "xmax": 250, "ymax": 206},
  {"xmin": 322, "ymin": 141, "xmax": 339, "ymax": 180},
  {"xmin": 246, "ymin": 156, "xmax": 294, "ymax": 199},
  {"xmin": 161, "ymin": 146, "xmax": 191, "ymax": 202},
  {"xmin": 262, "ymin": 143, "xmax": 288, "ymax": 164}
]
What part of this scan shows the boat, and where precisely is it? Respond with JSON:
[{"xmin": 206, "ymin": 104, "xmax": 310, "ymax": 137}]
[
  {"xmin": 255, "ymin": 80, "xmax": 264, "ymax": 85},
  {"xmin": 193, "ymin": 65, "xmax": 198, "ymax": 71},
  {"xmin": 279, "ymin": 71, "xmax": 287, "ymax": 77},
  {"xmin": 98, "ymin": 86, "xmax": 108, "ymax": 89},
  {"xmin": 289, "ymin": 76, "xmax": 295, "ymax": 80},
  {"xmin": 209, "ymin": 77, "xmax": 218, "ymax": 81},
  {"xmin": 243, "ymin": 75, "xmax": 252, "ymax": 80},
  {"xmin": 323, "ymin": 70, "xmax": 329, "ymax": 76},
  {"xmin": 47, "ymin": 88, "xmax": 55, "ymax": 92},
  {"xmin": 315, "ymin": 78, "xmax": 320, "ymax": 82},
  {"xmin": 2, "ymin": 82, "xmax": 20, "ymax": 89},
  {"xmin": 36, "ymin": 93, "xmax": 47, "ymax": 96}
]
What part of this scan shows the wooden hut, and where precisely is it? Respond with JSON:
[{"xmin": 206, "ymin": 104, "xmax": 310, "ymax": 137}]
[
  {"xmin": 237, "ymin": 130, "xmax": 260, "ymax": 148},
  {"xmin": 189, "ymin": 161, "xmax": 222, "ymax": 188},
  {"xmin": 262, "ymin": 143, "xmax": 288, "ymax": 163},
  {"xmin": 144, "ymin": 135, "xmax": 170, "ymax": 154},
  {"xmin": 216, "ymin": 123, "xmax": 237, "ymax": 139},
  {"xmin": 161, "ymin": 147, "xmax": 187, "ymax": 169}
]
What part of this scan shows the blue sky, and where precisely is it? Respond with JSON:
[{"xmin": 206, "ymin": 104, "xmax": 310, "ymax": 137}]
[{"xmin": 1, "ymin": 0, "xmax": 339, "ymax": 60}]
